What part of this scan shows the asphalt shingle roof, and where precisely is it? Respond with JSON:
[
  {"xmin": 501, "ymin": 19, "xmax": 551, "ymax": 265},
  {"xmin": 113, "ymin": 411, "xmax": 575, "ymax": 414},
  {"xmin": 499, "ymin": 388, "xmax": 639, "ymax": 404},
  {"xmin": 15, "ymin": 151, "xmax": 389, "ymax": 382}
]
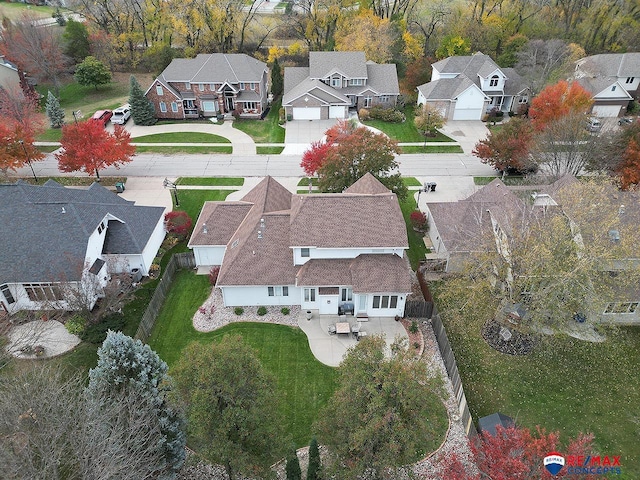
[
  {"xmin": 309, "ymin": 51, "xmax": 368, "ymax": 79},
  {"xmin": 160, "ymin": 53, "xmax": 266, "ymax": 83},
  {"xmin": 0, "ymin": 182, "xmax": 164, "ymax": 284}
]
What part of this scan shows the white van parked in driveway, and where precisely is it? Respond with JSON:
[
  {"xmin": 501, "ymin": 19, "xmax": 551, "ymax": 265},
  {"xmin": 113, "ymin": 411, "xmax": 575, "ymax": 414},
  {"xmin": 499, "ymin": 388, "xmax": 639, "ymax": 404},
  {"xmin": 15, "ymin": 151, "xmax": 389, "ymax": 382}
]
[{"xmin": 112, "ymin": 104, "xmax": 131, "ymax": 125}]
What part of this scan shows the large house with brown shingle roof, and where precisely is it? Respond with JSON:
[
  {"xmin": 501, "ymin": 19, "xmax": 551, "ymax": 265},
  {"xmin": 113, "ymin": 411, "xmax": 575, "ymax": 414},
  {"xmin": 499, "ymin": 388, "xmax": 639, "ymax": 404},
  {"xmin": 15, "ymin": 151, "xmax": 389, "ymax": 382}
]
[{"xmin": 188, "ymin": 174, "xmax": 412, "ymax": 317}]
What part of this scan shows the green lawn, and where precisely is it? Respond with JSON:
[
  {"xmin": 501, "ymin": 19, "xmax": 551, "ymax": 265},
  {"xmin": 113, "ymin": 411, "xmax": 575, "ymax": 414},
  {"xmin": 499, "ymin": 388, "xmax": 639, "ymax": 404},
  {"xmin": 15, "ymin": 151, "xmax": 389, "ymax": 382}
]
[
  {"xmin": 173, "ymin": 189, "xmax": 236, "ymax": 224},
  {"xmin": 132, "ymin": 132, "xmax": 231, "ymax": 143},
  {"xmin": 402, "ymin": 177, "xmax": 421, "ymax": 187},
  {"xmin": 399, "ymin": 195, "xmax": 427, "ymax": 270},
  {"xmin": 362, "ymin": 105, "xmax": 455, "ymax": 143},
  {"xmin": 176, "ymin": 177, "xmax": 244, "ymax": 186},
  {"xmin": 257, "ymin": 146, "xmax": 284, "ymax": 154},
  {"xmin": 401, "ymin": 145, "xmax": 464, "ymax": 154},
  {"xmin": 148, "ymin": 270, "xmax": 339, "ymax": 446},
  {"xmin": 36, "ymin": 129, "xmax": 63, "ymax": 142},
  {"xmin": 0, "ymin": 1, "xmax": 61, "ymax": 19},
  {"xmin": 297, "ymin": 177, "xmax": 319, "ymax": 186},
  {"xmin": 233, "ymin": 100, "xmax": 285, "ymax": 144},
  {"xmin": 135, "ymin": 145, "xmax": 232, "ymax": 154},
  {"xmin": 436, "ymin": 292, "xmax": 640, "ymax": 478}
]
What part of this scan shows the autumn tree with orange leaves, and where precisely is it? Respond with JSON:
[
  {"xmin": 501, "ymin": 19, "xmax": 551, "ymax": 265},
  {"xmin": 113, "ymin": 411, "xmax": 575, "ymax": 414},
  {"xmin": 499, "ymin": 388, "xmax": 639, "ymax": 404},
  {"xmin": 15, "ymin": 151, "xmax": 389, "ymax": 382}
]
[
  {"xmin": 56, "ymin": 121, "xmax": 135, "ymax": 179},
  {"xmin": 528, "ymin": 80, "xmax": 593, "ymax": 131}
]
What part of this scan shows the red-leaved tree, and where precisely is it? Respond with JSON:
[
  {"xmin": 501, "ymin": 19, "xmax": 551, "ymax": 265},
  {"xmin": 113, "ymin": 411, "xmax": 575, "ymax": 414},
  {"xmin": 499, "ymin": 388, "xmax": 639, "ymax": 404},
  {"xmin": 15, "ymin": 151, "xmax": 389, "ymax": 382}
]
[
  {"xmin": 300, "ymin": 140, "xmax": 332, "ymax": 176},
  {"xmin": 617, "ymin": 138, "xmax": 640, "ymax": 190},
  {"xmin": 529, "ymin": 80, "xmax": 593, "ymax": 131},
  {"xmin": 56, "ymin": 121, "xmax": 135, "ymax": 179},
  {"xmin": 438, "ymin": 425, "xmax": 595, "ymax": 480},
  {"xmin": 472, "ymin": 117, "xmax": 535, "ymax": 174},
  {"xmin": 0, "ymin": 121, "xmax": 45, "ymax": 178},
  {"xmin": 164, "ymin": 211, "xmax": 193, "ymax": 239}
]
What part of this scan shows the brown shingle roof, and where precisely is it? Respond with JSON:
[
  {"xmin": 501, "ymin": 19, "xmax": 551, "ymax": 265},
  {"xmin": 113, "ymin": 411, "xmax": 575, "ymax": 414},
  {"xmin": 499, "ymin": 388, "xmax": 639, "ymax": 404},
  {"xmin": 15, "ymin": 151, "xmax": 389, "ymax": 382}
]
[
  {"xmin": 188, "ymin": 202, "xmax": 253, "ymax": 246},
  {"xmin": 241, "ymin": 176, "xmax": 292, "ymax": 213},
  {"xmin": 296, "ymin": 259, "xmax": 354, "ymax": 286},
  {"xmin": 343, "ymin": 172, "xmax": 391, "ymax": 195}
]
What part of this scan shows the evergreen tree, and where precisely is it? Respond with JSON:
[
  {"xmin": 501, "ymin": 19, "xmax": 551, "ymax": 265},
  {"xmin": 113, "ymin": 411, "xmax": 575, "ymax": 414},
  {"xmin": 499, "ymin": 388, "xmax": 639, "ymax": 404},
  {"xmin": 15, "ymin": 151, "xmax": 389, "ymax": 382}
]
[
  {"xmin": 307, "ymin": 437, "xmax": 321, "ymax": 480},
  {"xmin": 271, "ymin": 58, "xmax": 283, "ymax": 98},
  {"xmin": 129, "ymin": 75, "xmax": 157, "ymax": 126},
  {"xmin": 45, "ymin": 90, "xmax": 65, "ymax": 128},
  {"xmin": 285, "ymin": 446, "xmax": 302, "ymax": 480},
  {"xmin": 74, "ymin": 56, "xmax": 112, "ymax": 90},
  {"xmin": 88, "ymin": 331, "xmax": 186, "ymax": 479},
  {"xmin": 62, "ymin": 18, "xmax": 90, "ymax": 63}
]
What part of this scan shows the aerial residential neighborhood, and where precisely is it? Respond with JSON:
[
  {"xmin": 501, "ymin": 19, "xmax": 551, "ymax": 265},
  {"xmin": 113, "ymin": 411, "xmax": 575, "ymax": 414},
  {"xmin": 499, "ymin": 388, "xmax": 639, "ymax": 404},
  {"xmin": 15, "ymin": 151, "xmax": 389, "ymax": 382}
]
[{"xmin": 1, "ymin": 0, "xmax": 640, "ymax": 478}]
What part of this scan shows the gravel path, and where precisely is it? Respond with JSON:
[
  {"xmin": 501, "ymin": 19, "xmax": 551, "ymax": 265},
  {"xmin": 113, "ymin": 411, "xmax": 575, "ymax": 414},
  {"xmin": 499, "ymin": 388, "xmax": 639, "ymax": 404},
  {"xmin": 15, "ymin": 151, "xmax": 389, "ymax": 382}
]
[{"xmin": 183, "ymin": 287, "xmax": 475, "ymax": 479}]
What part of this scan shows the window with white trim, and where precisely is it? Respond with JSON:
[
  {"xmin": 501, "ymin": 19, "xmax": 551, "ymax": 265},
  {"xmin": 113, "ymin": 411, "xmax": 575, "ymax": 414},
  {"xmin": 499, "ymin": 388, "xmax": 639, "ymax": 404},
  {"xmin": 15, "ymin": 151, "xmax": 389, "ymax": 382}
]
[
  {"xmin": 185, "ymin": 82, "xmax": 191, "ymax": 90},
  {"xmin": 364, "ymin": 96, "xmax": 372, "ymax": 108},
  {"xmin": 210, "ymin": 83, "xmax": 215, "ymax": 90},
  {"xmin": 250, "ymin": 83, "xmax": 256, "ymax": 90},
  {"xmin": 156, "ymin": 85, "xmax": 163, "ymax": 95},
  {"xmin": 349, "ymin": 79, "xmax": 364, "ymax": 86},
  {"xmin": 603, "ymin": 302, "xmax": 638, "ymax": 314},
  {"xmin": 159, "ymin": 102, "xmax": 167, "ymax": 112},
  {"xmin": 1, "ymin": 284, "xmax": 15, "ymax": 304},
  {"xmin": 301, "ymin": 248, "xmax": 310, "ymax": 257},
  {"xmin": 24, "ymin": 283, "xmax": 64, "ymax": 302},
  {"xmin": 268, "ymin": 286, "xmax": 289, "ymax": 297},
  {"xmin": 372, "ymin": 295, "xmax": 398, "ymax": 309},
  {"xmin": 518, "ymin": 96, "xmax": 528, "ymax": 104},
  {"xmin": 341, "ymin": 288, "xmax": 353, "ymax": 302},
  {"xmin": 198, "ymin": 83, "xmax": 204, "ymax": 91},
  {"xmin": 171, "ymin": 102, "xmax": 178, "ymax": 112},
  {"xmin": 304, "ymin": 288, "xmax": 316, "ymax": 302},
  {"xmin": 490, "ymin": 75, "xmax": 499, "ymax": 87},
  {"xmin": 97, "ymin": 222, "xmax": 105, "ymax": 234},
  {"xmin": 331, "ymin": 77, "xmax": 341, "ymax": 88},
  {"xmin": 379, "ymin": 95, "xmax": 389, "ymax": 102},
  {"xmin": 626, "ymin": 77, "xmax": 634, "ymax": 84},
  {"xmin": 243, "ymin": 101, "xmax": 258, "ymax": 110},
  {"xmin": 612, "ymin": 85, "xmax": 617, "ymax": 91}
]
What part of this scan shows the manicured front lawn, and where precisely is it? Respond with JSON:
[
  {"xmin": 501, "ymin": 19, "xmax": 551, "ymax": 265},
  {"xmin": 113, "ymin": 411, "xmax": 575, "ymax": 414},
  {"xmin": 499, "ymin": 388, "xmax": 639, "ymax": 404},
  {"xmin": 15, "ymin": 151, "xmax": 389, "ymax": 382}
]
[
  {"xmin": 362, "ymin": 105, "xmax": 455, "ymax": 143},
  {"xmin": 233, "ymin": 100, "xmax": 285, "ymax": 144},
  {"xmin": 176, "ymin": 177, "xmax": 244, "ymax": 186},
  {"xmin": 135, "ymin": 145, "xmax": 232, "ymax": 154},
  {"xmin": 148, "ymin": 270, "xmax": 339, "ymax": 446},
  {"xmin": 401, "ymin": 145, "xmax": 464, "ymax": 154},
  {"xmin": 257, "ymin": 146, "xmax": 284, "ymax": 154},
  {"xmin": 402, "ymin": 177, "xmax": 422, "ymax": 187},
  {"xmin": 132, "ymin": 132, "xmax": 231, "ymax": 143},
  {"xmin": 172, "ymin": 189, "xmax": 236, "ymax": 224},
  {"xmin": 436, "ymin": 292, "xmax": 640, "ymax": 477}
]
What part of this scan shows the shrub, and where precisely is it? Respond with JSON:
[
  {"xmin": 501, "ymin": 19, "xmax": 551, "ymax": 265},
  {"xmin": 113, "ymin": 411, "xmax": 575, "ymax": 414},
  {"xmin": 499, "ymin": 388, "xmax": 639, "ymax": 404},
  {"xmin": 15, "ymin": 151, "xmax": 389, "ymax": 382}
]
[
  {"xmin": 281, "ymin": 307, "xmax": 290, "ymax": 315},
  {"xmin": 358, "ymin": 108, "xmax": 370, "ymax": 121},
  {"xmin": 164, "ymin": 211, "xmax": 193, "ymax": 238},
  {"xmin": 257, "ymin": 306, "xmax": 267, "ymax": 316},
  {"xmin": 410, "ymin": 320, "xmax": 419, "ymax": 334},
  {"xmin": 368, "ymin": 106, "xmax": 405, "ymax": 123},
  {"xmin": 209, "ymin": 266, "xmax": 220, "ymax": 285},
  {"xmin": 409, "ymin": 210, "xmax": 428, "ymax": 232},
  {"xmin": 234, "ymin": 307, "xmax": 244, "ymax": 316},
  {"xmin": 81, "ymin": 313, "xmax": 126, "ymax": 344},
  {"xmin": 65, "ymin": 315, "xmax": 86, "ymax": 335}
]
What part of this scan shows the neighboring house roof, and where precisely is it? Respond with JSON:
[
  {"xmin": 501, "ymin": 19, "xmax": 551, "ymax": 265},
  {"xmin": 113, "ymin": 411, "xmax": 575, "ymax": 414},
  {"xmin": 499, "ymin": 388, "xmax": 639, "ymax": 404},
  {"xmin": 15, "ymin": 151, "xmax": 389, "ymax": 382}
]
[
  {"xmin": 574, "ymin": 78, "xmax": 632, "ymax": 100},
  {"xmin": 576, "ymin": 53, "xmax": 640, "ymax": 79},
  {"xmin": 160, "ymin": 53, "xmax": 266, "ymax": 84},
  {"xmin": 199, "ymin": 174, "xmax": 409, "ymax": 288},
  {"xmin": 417, "ymin": 77, "xmax": 484, "ymax": 101},
  {"xmin": 502, "ymin": 68, "xmax": 529, "ymax": 96},
  {"xmin": 283, "ymin": 51, "xmax": 399, "ymax": 107},
  {"xmin": 432, "ymin": 53, "xmax": 501, "ymax": 79},
  {"xmin": 0, "ymin": 181, "xmax": 164, "ymax": 285}
]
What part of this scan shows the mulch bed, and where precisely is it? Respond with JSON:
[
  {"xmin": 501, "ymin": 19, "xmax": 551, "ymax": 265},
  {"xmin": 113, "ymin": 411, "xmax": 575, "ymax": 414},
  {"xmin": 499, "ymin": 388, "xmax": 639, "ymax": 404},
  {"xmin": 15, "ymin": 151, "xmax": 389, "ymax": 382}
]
[{"xmin": 481, "ymin": 319, "xmax": 538, "ymax": 355}]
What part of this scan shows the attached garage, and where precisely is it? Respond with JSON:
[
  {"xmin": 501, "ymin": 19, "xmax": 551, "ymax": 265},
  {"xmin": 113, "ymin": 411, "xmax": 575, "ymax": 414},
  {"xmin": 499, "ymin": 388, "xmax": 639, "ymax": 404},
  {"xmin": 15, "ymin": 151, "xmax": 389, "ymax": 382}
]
[
  {"xmin": 453, "ymin": 108, "xmax": 483, "ymax": 120},
  {"xmin": 292, "ymin": 107, "xmax": 321, "ymax": 120},
  {"xmin": 329, "ymin": 105, "xmax": 347, "ymax": 119},
  {"xmin": 592, "ymin": 104, "xmax": 622, "ymax": 117}
]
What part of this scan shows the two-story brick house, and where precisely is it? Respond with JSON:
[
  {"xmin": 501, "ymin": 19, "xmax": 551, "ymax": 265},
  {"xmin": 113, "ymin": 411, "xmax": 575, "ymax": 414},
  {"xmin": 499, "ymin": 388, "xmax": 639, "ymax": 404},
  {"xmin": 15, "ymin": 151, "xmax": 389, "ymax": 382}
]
[
  {"xmin": 144, "ymin": 53, "xmax": 269, "ymax": 120},
  {"xmin": 282, "ymin": 51, "xmax": 400, "ymax": 120}
]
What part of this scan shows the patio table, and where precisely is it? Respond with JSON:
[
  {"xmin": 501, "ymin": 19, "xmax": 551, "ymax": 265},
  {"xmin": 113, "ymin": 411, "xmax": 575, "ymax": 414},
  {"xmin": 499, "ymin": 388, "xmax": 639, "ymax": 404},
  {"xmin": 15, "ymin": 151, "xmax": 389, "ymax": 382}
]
[{"xmin": 335, "ymin": 322, "xmax": 350, "ymax": 334}]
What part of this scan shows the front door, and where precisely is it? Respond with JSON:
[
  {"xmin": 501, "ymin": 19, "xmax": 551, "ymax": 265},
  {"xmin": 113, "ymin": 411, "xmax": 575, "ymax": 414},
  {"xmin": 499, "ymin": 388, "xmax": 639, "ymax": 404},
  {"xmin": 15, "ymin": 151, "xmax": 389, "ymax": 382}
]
[{"xmin": 225, "ymin": 95, "xmax": 234, "ymax": 112}]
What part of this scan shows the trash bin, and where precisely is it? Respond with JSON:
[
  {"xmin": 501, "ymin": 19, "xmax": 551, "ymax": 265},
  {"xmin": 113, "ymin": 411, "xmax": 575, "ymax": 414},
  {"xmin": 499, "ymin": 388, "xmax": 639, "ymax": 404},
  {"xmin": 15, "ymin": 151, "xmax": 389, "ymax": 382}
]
[
  {"xmin": 115, "ymin": 182, "xmax": 125, "ymax": 193},
  {"xmin": 430, "ymin": 182, "xmax": 437, "ymax": 192}
]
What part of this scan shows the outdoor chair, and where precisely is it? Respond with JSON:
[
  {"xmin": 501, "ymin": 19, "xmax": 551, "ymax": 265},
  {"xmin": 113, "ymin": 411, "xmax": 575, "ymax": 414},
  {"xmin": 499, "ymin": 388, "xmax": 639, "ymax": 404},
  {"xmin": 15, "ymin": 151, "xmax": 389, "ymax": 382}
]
[{"xmin": 328, "ymin": 324, "xmax": 337, "ymax": 335}]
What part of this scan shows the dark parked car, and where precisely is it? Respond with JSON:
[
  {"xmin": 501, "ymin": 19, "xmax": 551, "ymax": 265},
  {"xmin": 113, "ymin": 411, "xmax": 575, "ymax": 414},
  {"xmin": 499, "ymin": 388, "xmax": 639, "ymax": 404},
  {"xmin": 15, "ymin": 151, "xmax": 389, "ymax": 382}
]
[
  {"xmin": 618, "ymin": 117, "xmax": 634, "ymax": 126},
  {"xmin": 91, "ymin": 110, "xmax": 113, "ymax": 127}
]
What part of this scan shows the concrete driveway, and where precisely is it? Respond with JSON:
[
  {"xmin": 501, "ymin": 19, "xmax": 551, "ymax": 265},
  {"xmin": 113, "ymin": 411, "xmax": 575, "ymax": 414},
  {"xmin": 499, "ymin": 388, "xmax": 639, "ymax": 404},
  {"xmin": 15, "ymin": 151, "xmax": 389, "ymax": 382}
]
[
  {"xmin": 439, "ymin": 120, "xmax": 490, "ymax": 154},
  {"xmin": 282, "ymin": 119, "xmax": 337, "ymax": 154}
]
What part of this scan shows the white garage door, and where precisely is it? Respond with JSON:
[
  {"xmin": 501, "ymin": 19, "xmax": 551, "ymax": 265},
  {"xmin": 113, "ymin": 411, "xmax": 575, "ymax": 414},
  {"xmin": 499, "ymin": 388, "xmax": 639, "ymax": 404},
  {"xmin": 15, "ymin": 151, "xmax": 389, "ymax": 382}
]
[
  {"xmin": 293, "ymin": 107, "xmax": 321, "ymax": 120},
  {"xmin": 453, "ymin": 108, "xmax": 483, "ymax": 120},
  {"xmin": 592, "ymin": 105, "xmax": 622, "ymax": 118},
  {"xmin": 329, "ymin": 105, "xmax": 346, "ymax": 119}
]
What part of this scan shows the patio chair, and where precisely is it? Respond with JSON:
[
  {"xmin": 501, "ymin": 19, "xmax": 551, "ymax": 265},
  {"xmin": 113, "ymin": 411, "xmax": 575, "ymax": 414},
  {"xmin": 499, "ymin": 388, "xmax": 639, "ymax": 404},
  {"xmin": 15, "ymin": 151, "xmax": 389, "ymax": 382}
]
[{"xmin": 328, "ymin": 324, "xmax": 337, "ymax": 335}]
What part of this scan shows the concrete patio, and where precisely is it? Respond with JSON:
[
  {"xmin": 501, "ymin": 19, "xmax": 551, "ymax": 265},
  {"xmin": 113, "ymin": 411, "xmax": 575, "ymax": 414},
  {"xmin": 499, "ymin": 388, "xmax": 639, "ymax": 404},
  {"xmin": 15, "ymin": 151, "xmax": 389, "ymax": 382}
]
[{"xmin": 297, "ymin": 311, "xmax": 408, "ymax": 367}]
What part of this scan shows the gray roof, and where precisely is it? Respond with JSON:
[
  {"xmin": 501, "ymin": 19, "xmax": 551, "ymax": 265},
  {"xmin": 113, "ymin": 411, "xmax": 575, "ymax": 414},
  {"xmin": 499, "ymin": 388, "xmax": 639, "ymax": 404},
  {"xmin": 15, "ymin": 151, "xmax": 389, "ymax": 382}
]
[
  {"xmin": 309, "ymin": 51, "xmax": 368, "ymax": 79},
  {"xmin": 417, "ymin": 77, "xmax": 481, "ymax": 101},
  {"xmin": 574, "ymin": 78, "xmax": 631, "ymax": 99},
  {"xmin": 577, "ymin": 53, "xmax": 640, "ymax": 78},
  {"xmin": 283, "ymin": 75, "xmax": 350, "ymax": 106},
  {"xmin": 432, "ymin": 53, "xmax": 500, "ymax": 78},
  {"xmin": 160, "ymin": 53, "xmax": 266, "ymax": 83},
  {"xmin": 0, "ymin": 182, "xmax": 164, "ymax": 284},
  {"xmin": 501, "ymin": 68, "xmax": 529, "ymax": 96},
  {"xmin": 366, "ymin": 63, "xmax": 400, "ymax": 95}
]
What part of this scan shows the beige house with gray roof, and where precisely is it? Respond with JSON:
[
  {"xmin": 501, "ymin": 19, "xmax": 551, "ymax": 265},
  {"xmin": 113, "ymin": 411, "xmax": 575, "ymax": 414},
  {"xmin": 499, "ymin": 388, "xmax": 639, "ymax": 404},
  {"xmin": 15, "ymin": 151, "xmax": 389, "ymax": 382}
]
[
  {"xmin": 283, "ymin": 51, "xmax": 400, "ymax": 120},
  {"xmin": 189, "ymin": 174, "xmax": 412, "ymax": 317}
]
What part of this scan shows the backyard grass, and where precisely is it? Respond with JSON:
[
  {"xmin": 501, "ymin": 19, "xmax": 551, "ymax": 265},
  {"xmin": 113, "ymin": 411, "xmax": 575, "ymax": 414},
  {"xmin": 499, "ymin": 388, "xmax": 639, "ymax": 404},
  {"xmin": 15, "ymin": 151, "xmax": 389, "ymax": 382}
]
[
  {"xmin": 148, "ymin": 270, "xmax": 339, "ymax": 447},
  {"xmin": 436, "ymin": 292, "xmax": 640, "ymax": 478},
  {"xmin": 173, "ymin": 189, "xmax": 236, "ymax": 223},
  {"xmin": 399, "ymin": 195, "xmax": 427, "ymax": 270},
  {"xmin": 135, "ymin": 145, "xmax": 232, "ymax": 154},
  {"xmin": 257, "ymin": 146, "xmax": 285, "ymax": 154},
  {"xmin": 362, "ymin": 105, "xmax": 456, "ymax": 143},
  {"xmin": 176, "ymin": 177, "xmax": 244, "ymax": 186},
  {"xmin": 233, "ymin": 100, "xmax": 285, "ymax": 144},
  {"xmin": 401, "ymin": 145, "xmax": 464, "ymax": 154},
  {"xmin": 132, "ymin": 132, "xmax": 231, "ymax": 143}
]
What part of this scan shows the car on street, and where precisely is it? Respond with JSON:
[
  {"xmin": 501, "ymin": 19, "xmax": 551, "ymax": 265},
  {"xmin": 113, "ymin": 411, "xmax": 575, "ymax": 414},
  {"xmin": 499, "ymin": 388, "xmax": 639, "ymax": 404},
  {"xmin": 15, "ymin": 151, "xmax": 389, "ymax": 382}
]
[
  {"xmin": 91, "ymin": 110, "xmax": 113, "ymax": 127},
  {"xmin": 585, "ymin": 117, "xmax": 601, "ymax": 133},
  {"xmin": 111, "ymin": 104, "xmax": 131, "ymax": 125}
]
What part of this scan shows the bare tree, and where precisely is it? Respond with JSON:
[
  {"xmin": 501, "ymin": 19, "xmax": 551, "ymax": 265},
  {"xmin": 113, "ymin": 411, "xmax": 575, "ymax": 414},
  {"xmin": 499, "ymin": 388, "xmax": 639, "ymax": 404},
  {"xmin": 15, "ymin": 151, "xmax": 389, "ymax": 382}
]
[
  {"xmin": 516, "ymin": 39, "xmax": 571, "ymax": 96},
  {"xmin": 407, "ymin": 0, "xmax": 453, "ymax": 57}
]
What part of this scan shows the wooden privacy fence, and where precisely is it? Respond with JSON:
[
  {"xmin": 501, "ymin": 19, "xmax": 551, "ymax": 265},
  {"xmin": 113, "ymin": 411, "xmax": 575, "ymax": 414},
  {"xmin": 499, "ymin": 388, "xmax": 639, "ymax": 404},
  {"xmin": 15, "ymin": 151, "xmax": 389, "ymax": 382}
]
[
  {"xmin": 404, "ymin": 300, "xmax": 433, "ymax": 319},
  {"xmin": 134, "ymin": 252, "xmax": 195, "ymax": 342}
]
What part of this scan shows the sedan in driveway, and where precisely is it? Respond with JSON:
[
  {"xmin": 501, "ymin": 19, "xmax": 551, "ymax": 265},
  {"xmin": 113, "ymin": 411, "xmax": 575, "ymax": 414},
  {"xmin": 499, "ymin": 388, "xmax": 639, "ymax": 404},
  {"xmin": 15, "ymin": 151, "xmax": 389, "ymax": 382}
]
[{"xmin": 91, "ymin": 110, "xmax": 113, "ymax": 127}]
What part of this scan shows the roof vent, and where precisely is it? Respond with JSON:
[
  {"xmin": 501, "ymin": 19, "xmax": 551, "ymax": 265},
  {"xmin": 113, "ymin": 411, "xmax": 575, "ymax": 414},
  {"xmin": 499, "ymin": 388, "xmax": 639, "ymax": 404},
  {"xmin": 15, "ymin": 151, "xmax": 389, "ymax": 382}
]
[
  {"xmin": 202, "ymin": 223, "xmax": 208, "ymax": 234},
  {"xmin": 619, "ymin": 205, "xmax": 625, "ymax": 215},
  {"xmin": 257, "ymin": 230, "xmax": 262, "ymax": 239},
  {"xmin": 61, "ymin": 207, "xmax": 66, "ymax": 214},
  {"xmin": 260, "ymin": 217, "xmax": 265, "ymax": 228}
]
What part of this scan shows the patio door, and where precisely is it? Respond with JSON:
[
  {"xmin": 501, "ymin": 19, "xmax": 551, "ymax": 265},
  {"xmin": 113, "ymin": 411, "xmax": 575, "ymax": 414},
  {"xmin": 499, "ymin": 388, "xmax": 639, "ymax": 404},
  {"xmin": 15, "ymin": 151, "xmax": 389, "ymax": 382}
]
[{"xmin": 357, "ymin": 294, "xmax": 367, "ymax": 313}]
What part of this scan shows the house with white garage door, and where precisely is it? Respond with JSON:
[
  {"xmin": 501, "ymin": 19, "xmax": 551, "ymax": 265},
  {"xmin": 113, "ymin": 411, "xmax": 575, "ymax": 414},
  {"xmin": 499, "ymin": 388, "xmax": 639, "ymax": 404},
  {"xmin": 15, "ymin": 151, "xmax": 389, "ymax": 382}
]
[
  {"xmin": 573, "ymin": 53, "xmax": 640, "ymax": 117},
  {"xmin": 283, "ymin": 51, "xmax": 400, "ymax": 120},
  {"xmin": 417, "ymin": 52, "xmax": 529, "ymax": 120},
  {"xmin": 188, "ymin": 174, "xmax": 412, "ymax": 318}
]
